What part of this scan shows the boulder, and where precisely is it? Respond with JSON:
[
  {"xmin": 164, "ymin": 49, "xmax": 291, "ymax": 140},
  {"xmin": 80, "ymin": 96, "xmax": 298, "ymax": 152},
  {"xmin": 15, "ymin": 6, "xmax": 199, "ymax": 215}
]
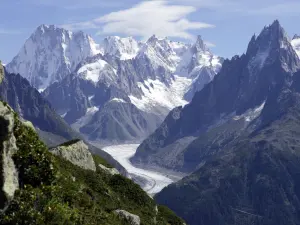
[
  {"xmin": 114, "ymin": 209, "xmax": 141, "ymax": 225},
  {"xmin": 98, "ymin": 164, "xmax": 119, "ymax": 175},
  {"xmin": 0, "ymin": 101, "xmax": 19, "ymax": 209},
  {"xmin": 50, "ymin": 140, "xmax": 96, "ymax": 171}
]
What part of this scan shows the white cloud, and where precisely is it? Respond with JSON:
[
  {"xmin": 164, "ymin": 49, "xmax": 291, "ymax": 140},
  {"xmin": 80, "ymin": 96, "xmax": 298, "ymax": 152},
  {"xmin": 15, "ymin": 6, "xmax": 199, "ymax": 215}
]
[
  {"xmin": 62, "ymin": 0, "xmax": 214, "ymax": 40},
  {"xmin": 204, "ymin": 41, "xmax": 216, "ymax": 48}
]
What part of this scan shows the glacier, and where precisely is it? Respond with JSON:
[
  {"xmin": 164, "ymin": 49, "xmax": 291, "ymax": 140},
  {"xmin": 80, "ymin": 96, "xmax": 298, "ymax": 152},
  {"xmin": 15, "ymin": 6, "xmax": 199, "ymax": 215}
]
[{"xmin": 102, "ymin": 144, "xmax": 177, "ymax": 195}]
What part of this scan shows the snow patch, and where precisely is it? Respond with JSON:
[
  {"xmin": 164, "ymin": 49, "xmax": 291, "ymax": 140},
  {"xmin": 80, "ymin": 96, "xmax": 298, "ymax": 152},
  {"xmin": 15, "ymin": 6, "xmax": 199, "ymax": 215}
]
[
  {"xmin": 38, "ymin": 88, "xmax": 45, "ymax": 93},
  {"xmin": 292, "ymin": 38, "xmax": 300, "ymax": 58},
  {"xmin": 233, "ymin": 101, "xmax": 266, "ymax": 122},
  {"xmin": 129, "ymin": 75, "xmax": 192, "ymax": 115},
  {"xmin": 101, "ymin": 36, "xmax": 140, "ymax": 60},
  {"xmin": 110, "ymin": 98, "xmax": 127, "ymax": 103},
  {"xmin": 61, "ymin": 112, "xmax": 67, "ymax": 118},
  {"xmin": 88, "ymin": 95, "xmax": 95, "ymax": 101},
  {"xmin": 77, "ymin": 59, "xmax": 109, "ymax": 83}
]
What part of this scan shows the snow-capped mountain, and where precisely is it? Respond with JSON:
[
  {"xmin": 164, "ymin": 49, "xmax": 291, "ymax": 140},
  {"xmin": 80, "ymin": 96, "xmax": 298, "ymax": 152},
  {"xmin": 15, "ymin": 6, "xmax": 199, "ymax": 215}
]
[
  {"xmin": 73, "ymin": 35, "xmax": 222, "ymax": 115},
  {"xmin": 6, "ymin": 25, "xmax": 100, "ymax": 90},
  {"xmin": 176, "ymin": 35, "xmax": 222, "ymax": 77},
  {"xmin": 291, "ymin": 34, "xmax": 300, "ymax": 58},
  {"xmin": 131, "ymin": 20, "xmax": 300, "ymax": 173},
  {"xmin": 177, "ymin": 35, "xmax": 223, "ymax": 100},
  {"xmin": 44, "ymin": 33, "xmax": 223, "ymax": 143},
  {"xmin": 8, "ymin": 24, "xmax": 223, "ymax": 144},
  {"xmin": 101, "ymin": 36, "xmax": 140, "ymax": 60}
]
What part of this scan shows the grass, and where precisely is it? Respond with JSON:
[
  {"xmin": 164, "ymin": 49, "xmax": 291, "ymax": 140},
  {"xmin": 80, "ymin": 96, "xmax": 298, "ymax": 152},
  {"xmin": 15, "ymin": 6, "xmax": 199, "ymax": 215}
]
[{"xmin": 0, "ymin": 103, "xmax": 185, "ymax": 225}]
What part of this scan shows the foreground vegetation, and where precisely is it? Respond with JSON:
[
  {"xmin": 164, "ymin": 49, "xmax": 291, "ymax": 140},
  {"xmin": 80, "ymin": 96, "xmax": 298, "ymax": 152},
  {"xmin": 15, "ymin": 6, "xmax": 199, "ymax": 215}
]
[{"xmin": 0, "ymin": 104, "xmax": 185, "ymax": 225}]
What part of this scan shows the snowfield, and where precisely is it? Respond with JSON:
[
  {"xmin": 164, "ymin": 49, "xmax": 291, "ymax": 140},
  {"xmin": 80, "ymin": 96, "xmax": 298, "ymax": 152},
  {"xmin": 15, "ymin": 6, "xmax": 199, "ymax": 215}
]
[
  {"xmin": 129, "ymin": 75, "xmax": 192, "ymax": 116},
  {"xmin": 102, "ymin": 144, "xmax": 175, "ymax": 195}
]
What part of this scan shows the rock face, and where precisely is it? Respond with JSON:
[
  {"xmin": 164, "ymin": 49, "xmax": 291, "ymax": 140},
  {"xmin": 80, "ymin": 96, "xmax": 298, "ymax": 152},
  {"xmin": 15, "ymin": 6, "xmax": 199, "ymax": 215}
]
[
  {"xmin": 0, "ymin": 60, "xmax": 4, "ymax": 84},
  {"xmin": 40, "ymin": 31, "xmax": 222, "ymax": 144},
  {"xmin": 114, "ymin": 210, "xmax": 141, "ymax": 225},
  {"xmin": 6, "ymin": 25, "xmax": 100, "ymax": 90},
  {"xmin": 0, "ymin": 68, "xmax": 81, "ymax": 145},
  {"xmin": 98, "ymin": 164, "xmax": 119, "ymax": 175},
  {"xmin": 132, "ymin": 20, "xmax": 300, "ymax": 173},
  {"xmin": 0, "ymin": 101, "xmax": 19, "ymax": 209},
  {"xmin": 50, "ymin": 140, "xmax": 96, "ymax": 171},
  {"xmin": 156, "ymin": 93, "xmax": 300, "ymax": 225},
  {"xmin": 152, "ymin": 21, "xmax": 300, "ymax": 225}
]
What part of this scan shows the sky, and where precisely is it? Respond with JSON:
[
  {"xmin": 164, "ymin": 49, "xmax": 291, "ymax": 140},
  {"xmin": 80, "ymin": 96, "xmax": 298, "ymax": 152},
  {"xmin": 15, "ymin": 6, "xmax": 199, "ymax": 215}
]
[{"xmin": 1, "ymin": 0, "xmax": 300, "ymax": 63}]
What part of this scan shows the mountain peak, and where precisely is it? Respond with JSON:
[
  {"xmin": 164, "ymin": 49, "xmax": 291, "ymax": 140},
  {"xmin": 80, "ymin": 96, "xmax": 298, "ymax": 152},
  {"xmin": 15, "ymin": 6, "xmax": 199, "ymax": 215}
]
[
  {"xmin": 36, "ymin": 24, "xmax": 62, "ymax": 32},
  {"xmin": 147, "ymin": 35, "xmax": 159, "ymax": 44},
  {"xmin": 260, "ymin": 20, "xmax": 287, "ymax": 42},
  {"xmin": 194, "ymin": 35, "xmax": 208, "ymax": 52},
  {"xmin": 37, "ymin": 24, "xmax": 49, "ymax": 30},
  {"xmin": 6, "ymin": 24, "xmax": 100, "ymax": 89},
  {"xmin": 293, "ymin": 34, "xmax": 300, "ymax": 40},
  {"xmin": 246, "ymin": 20, "xmax": 293, "ymax": 58},
  {"xmin": 245, "ymin": 20, "xmax": 300, "ymax": 76},
  {"xmin": 270, "ymin": 19, "xmax": 280, "ymax": 28},
  {"xmin": 146, "ymin": 35, "xmax": 169, "ymax": 45},
  {"xmin": 102, "ymin": 36, "xmax": 140, "ymax": 60}
]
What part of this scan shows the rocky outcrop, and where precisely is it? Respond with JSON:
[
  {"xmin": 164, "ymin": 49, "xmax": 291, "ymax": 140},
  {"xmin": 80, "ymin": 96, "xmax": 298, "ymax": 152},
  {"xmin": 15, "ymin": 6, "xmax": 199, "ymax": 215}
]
[
  {"xmin": 0, "ymin": 68, "xmax": 81, "ymax": 143},
  {"xmin": 50, "ymin": 140, "xmax": 96, "ymax": 171},
  {"xmin": 0, "ymin": 101, "xmax": 19, "ymax": 209},
  {"xmin": 98, "ymin": 164, "xmax": 119, "ymax": 175},
  {"xmin": 6, "ymin": 25, "xmax": 100, "ymax": 90},
  {"xmin": 20, "ymin": 118, "xmax": 35, "ymax": 131},
  {"xmin": 0, "ymin": 60, "xmax": 4, "ymax": 84},
  {"xmin": 114, "ymin": 209, "xmax": 141, "ymax": 225}
]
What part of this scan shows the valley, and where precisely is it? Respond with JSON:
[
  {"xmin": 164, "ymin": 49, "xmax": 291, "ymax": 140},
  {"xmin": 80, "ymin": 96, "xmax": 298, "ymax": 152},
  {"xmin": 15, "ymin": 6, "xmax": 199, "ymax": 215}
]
[
  {"xmin": 1, "ymin": 9, "xmax": 300, "ymax": 224},
  {"xmin": 100, "ymin": 144, "xmax": 183, "ymax": 195}
]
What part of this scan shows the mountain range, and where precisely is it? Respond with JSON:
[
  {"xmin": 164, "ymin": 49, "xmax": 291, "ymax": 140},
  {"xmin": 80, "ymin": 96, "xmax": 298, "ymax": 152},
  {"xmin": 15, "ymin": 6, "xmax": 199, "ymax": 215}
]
[
  {"xmin": 126, "ymin": 20, "xmax": 300, "ymax": 225},
  {"xmin": 131, "ymin": 20, "xmax": 300, "ymax": 172},
  {"xmin": 3, "ymin": 19, "xmax": 300, "ymax": 225},
  {"xmin": 5, "ymin": 24, "xmax": 223, "ymax": 144}
]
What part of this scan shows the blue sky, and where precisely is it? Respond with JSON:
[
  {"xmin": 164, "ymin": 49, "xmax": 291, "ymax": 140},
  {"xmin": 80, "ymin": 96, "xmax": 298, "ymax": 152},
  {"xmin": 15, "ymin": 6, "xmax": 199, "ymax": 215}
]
[{"xmin": 1, "ymin": 0, "xmax": 300, "ymax": 63}]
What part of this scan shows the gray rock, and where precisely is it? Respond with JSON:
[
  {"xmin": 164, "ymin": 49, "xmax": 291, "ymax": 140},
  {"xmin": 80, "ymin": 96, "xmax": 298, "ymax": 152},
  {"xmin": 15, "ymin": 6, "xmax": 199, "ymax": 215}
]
[
  {"xmin": 50, "ymin": 140, "xmax": 96, "ymax": 171},
  {"xmin": 132, "ymin": 20, "xmax": 300, "ymax": 173},
  {"xmin": 114, "ymin": 209, "xmax": 141, "ymax": 225},
  {"xmin": 20, "ymin": 118, "xmax": 35, "ymax": 131},
  {"xmin": 98, "ymin": 164, "xmax": 119, "ymax": 175},
  {"xmin": 6, "ymin": 25, "xmax": 99, "ymax": 90},
  {"xmin": 80, "ymin": 101, "xmax": 162, "ymax": 143},
  {"xmin": 0, "ymin": 68, "xmax": 81, "ymax": 142},
  {"xmin": 0, "ymin": 101, "xmax": 19, "ymax": 209},
  {"xmin": 0, "ymin": 60, "xmax": 4, "ymax": 84}
]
